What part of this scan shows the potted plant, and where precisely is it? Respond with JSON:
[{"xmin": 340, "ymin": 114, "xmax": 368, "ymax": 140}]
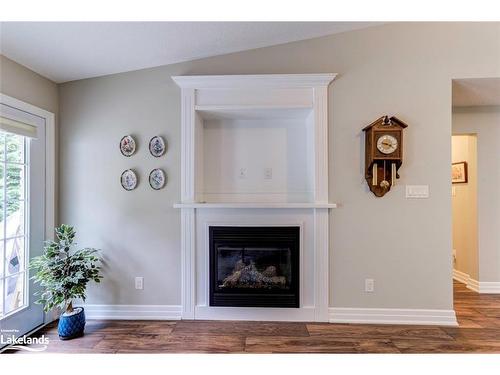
[{"xmin": 30, "ymin": 224, "xmax": 102, "ymax": 340}]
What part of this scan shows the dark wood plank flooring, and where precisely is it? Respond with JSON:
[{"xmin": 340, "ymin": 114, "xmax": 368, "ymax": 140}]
[{"xmin": 6, "ymin": 281, "xmax": 500, "ymax": 353}]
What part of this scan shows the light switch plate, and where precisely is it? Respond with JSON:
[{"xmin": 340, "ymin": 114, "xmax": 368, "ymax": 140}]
[
  {"xmin": 135, "ymin": 277, "xmax": 144, "ymax": 290},
  {"xmin": 264, "ymin": 168, "xmax": 273, "ymax": 180},
  {"xmin": 365, "ymin": 278, "xmax": 374, "ymax": 292},
  {"xmin": 406, "ymin": 185, "xmax": 429, "ymax": 199}
]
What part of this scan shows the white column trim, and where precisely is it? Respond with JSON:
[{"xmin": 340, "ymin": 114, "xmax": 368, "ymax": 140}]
[
  {"xmin": 313, "ymin": 87, "xmax": 329, "ymax": 202},
  {"xmin": 314, "ymin": 208, "xmax": 329, "ymax": 322},
  {"xmin": 181, "ymin": 208, "xmax": 196, "ymax": 319}
]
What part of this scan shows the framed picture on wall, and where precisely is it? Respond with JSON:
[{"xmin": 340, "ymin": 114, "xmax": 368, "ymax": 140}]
[{"xmin": 452, "ymin": 161, "xmax": 468, "ymax": 184}]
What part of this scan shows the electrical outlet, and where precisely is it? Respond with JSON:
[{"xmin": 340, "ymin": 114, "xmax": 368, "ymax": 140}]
[
  {"xmin": 365, "ymin": 278, "xmax": 374, "ymax": 293},
  {"xmin": 238, "ymin": 168, "xmax": 247, "ymax": 179},
  {"xmin": 135, "ymin": 277, "xmax": 144, "ymax": 290},
  {"xmin": 264, "ymin": 168, "xmax": 273, "ymax": 180}
]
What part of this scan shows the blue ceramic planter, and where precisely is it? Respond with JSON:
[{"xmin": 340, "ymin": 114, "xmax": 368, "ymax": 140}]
[{"xmin": 58, "ymin": 307, "xmax": 85, "ymax": 340}]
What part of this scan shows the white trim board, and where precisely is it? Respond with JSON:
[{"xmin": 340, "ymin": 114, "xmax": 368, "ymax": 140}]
[
  {"xmin": 329, "ymin": 308, "xmax": 458, "ymax": 326},
  {"xmin": 452, "ymin": 269, "xmax": 470, "ymax": 285},
  {"xmin": 453, "ymin": 269, "xmax": 500, "ymax": 294},
  {"xmin": 195, "ymin": 306, "xmax": 315, "ymax": 322},
  {"xmin": 83, "ymin": 304, "xmax": 182, "ymax": 320},
  {"xmin": 0, "ymin": 93, "xmax": 56, "ymax": 241},
  {"xmin": 172, "ymin": 74, "xmax": 337, "ymax": 89}
]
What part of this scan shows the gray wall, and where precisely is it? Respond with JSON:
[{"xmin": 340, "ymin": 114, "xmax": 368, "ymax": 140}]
[
  {"xmin": 0, "ymin": 54, "xmax": 58, "ymax": 114},
  {"xmin": 1, "ymin": 54, "xmax": 60, "ymax": 225},
  {"xmin": 453, "ymin": 107, "xmax": 500, "ymax": 283},
  {"xmin": 59, "ymin": 22, "xmax": 500, "ymax": 309}
]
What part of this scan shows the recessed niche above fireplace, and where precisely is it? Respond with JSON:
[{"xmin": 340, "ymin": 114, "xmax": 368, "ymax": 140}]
[
  {"xmin": 209, "ymin": 226, "xmax": 300, "ymax": 308},
  {"xmin": 199, "ymin": 108, "xmax": 313, "ymax": 203}
]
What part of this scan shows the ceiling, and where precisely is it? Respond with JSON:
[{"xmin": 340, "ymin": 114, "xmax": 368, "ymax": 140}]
[
  {"xmin": 453, "ymin": 78, "xmax": 500, "ymax": 107},
  {"xmin": 0, "ymin": 22, "xmax": 378, "ymax": 83}
]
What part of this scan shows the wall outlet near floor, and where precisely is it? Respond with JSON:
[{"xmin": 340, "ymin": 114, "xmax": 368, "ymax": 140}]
[
  {"xmin": 135, "ymin": 277, "xmax": 144, "ymax": 290},
  {"xmin": 365, "ymin": 278, "xmax": 375, "ymax": 292}
]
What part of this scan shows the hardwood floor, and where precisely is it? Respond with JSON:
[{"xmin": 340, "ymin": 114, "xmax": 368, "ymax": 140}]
[{"xmin": 6, "ymin": 281, "xmax": 500, "ymax": 353}]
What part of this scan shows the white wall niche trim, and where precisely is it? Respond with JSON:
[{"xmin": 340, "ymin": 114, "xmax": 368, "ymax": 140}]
[
  {"xmin": 173, "ymin": 73, "xmax": 336, "ymax": 322},
  {"xmin": 329, "ymin": 307, "xmax": 458, "ymax": 326},
  {"xmin": 83, "ymin": 304, "xmax": 182, "ymax": 320},
  {"xmin": 172, "ymin": 74, "xmax": 337, "ymax": 89},
  {"xmin": 174, "ymin": 202, "xmax": 337, "ymax": 209}
]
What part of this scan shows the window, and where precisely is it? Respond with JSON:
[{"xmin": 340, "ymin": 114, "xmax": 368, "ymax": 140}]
[{"xmin": 0, "ymin": 131, "xmax": 29, "ymax": 318}]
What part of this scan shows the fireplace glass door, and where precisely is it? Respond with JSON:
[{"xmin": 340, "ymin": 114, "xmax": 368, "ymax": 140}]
[{"xmin": 209, "ymin": 226, "xmax": 299, "ymax": 308}]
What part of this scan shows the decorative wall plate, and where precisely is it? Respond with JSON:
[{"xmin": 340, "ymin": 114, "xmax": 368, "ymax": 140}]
[
  {"xmin": 149, "ymin": 168, "xmax": 166, "ymax": 190},
  {"xmin": 149, "ymin": 136, "xmax": 166, "ymax": 157},
  {"xmin": 120, "ymin": 135, "xmax": 136, "ymax": 157},
  {"xmin": 121, "ymin": 169, "xmax": 138, "ymax": 191}
]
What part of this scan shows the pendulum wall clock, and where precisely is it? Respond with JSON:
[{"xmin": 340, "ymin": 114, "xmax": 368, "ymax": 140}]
[{"xmin": 363, "ymin": 115, "xmax": 408, "ymax": 197}]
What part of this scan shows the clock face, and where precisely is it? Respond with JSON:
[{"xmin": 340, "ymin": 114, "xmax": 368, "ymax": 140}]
[{"xmin": 376, "ymin": 134, "xmax": 398, "ymax": 154}]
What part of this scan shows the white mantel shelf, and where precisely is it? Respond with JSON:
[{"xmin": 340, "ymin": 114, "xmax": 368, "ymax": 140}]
[{"xmin": 173, "ymin": 202, "xmax": 338, "ymax": 209}]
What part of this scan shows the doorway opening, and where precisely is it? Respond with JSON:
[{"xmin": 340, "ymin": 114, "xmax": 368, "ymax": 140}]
[{"xmin": 451, "ymin": 78, "xmax": 500, "ymax": 296}]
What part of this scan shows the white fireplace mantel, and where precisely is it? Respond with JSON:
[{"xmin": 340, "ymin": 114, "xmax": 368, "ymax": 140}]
[{"xmin": 173, "ymin": 74, "xmax": 337, "ymax": 322}]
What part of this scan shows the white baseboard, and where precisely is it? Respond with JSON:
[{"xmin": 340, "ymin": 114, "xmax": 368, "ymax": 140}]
[
  {"xmin": 329, "ymin": 308, "xmax": 458, "ymax": 326},
  {"xmin": 83, "ymin": 304, "xmax": 182, "ymax": 320},
  {"xmin": 452, "ymin": 269, "xmax": 470, "ymax": 285},
  {"xmin": 477, "ymin": 282, "xmax": 500, "ymax": 293},
  {"xmin": 453, "ymin": 269, "xmax": 500, "ymax": 294},
  {"xmin": 466, "ymin": 278, "xmax": 480, "ymax": 292}
]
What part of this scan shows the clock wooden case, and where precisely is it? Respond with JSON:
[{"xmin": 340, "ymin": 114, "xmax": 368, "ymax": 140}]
[{"xmin": 363, "ymin": 115, "xmax": 408, "ymax": 197}]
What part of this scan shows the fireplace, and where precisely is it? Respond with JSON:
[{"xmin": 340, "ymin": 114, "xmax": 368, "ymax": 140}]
[{"xmin": 209, "ymin": 226, "xmax": 300, "ymax": 308}]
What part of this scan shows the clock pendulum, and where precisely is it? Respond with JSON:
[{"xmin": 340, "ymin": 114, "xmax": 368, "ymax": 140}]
[{"xmin": 380, "ymin": 160, "xmax": 390, "ymax": 190}]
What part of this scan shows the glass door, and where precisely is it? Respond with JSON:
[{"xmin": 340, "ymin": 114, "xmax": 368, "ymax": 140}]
[
  {"xmin": 0, "ymin": 131, "xmax": 29, "ymax": 317},
  {"xmin": 0, "ymin": 103, "xmax": 45, "ymax": 345}
]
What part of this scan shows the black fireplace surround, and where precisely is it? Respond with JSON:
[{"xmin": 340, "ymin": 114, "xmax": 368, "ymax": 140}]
[{"xmin": 209, "ymin": 226, "xmax": 300, "ymax": 308}]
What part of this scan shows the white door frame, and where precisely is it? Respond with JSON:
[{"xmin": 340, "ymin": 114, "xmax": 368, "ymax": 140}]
[
  {"xmin": 0, "ymin": 94, "xmax": 56, "ymax": 326},
  {"xmin": 0, "ymin": 94, "xmax": 55, "ymax": 242}
]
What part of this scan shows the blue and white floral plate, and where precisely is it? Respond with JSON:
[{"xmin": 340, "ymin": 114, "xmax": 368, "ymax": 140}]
[
  {"xmin": 121, "ymin": 169, "xmax": 138, "ymax": 190},
  {"xmin": 149, "ymin": 168, "xmax": 166, "ymax": 190},
  {"xmin": 149, "ymin": 136, "xmax": 166, "ymax": 157}
]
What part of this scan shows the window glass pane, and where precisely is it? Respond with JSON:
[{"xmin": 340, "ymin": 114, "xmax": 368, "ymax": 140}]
[
  {"xmin": 6, "ymin": 200, "xmax": 24, "ymax": 238},
  {"xmin": 0, "ymin": 278, "xmax": 3, "ymax": 316},
  {"xmin": 5, "ymin": 133, "xmax": 24, "ymax": 164},
  {"xmin": 0, "ymin": 164, "xmax": 4, "ymax": 239},
  {"xmin": 0, "ymin": 132, "xmax": 5, "ymax": 161},
  {"xmin": 4, "ymin": 273, "xmax": 24, "ymax": 314},
  {"xmin": 6, "ymin": 237, "xmax": 24, "ymax": 276},
  {"xmin": 6, "ymin": 164, "xmax": 24, "ymax": 204},
  {"xmin": 0, "ymin": 240, "xmax": 4, "ymax": 279}
]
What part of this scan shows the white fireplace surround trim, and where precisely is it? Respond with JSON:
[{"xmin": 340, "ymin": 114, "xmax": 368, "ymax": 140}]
[
  {"xmin": 195, "ymin": 222, "xmax": 310, "ymax": 321},
  {"xmin": 173, "ymin": 74, "xmax": 337, "ymax": 322}
]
